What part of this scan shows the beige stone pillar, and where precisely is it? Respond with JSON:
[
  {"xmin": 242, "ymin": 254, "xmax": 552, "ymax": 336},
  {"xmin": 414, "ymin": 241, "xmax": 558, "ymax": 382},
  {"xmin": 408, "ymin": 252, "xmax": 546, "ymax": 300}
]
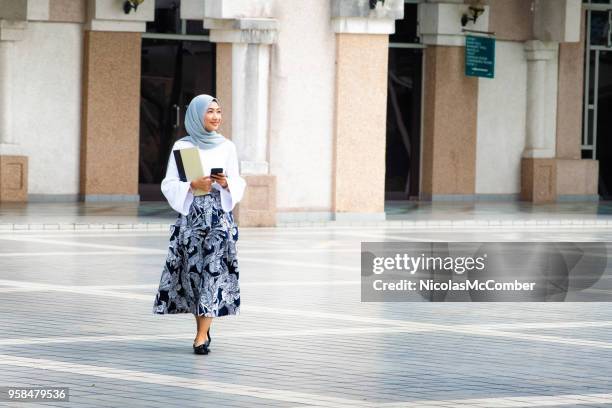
[
  {"xmin": 333, "ymin": 34, "xmax": 388, "ymax": 218},
  {"xmin": 421, "ymin": 46, "xmax": 479, "ymax": 200},
  {"xmin": 555, "ymin": 10, "xmax": 599, "ymax": 201},
  {"xmin": 331, "ymin": 0, "xmax": 403, "ymax": 220},
  {"xmin": 80, "ymin": 31, "xmax": 141, "ymax": 201},
  {"xmin": 79, "ymin": 0, "xmax": 153, "ymax": 201},
  {"xmin": 204, "ymin": 3, "xmax": 278, "ymax": 227},
  {"xmin": 418, "ymin": 2, "xmax": 486, "ymax": 200},
  {"xmin": 0, "ymin": 20, "xmax": 27, "ymax": 202}
]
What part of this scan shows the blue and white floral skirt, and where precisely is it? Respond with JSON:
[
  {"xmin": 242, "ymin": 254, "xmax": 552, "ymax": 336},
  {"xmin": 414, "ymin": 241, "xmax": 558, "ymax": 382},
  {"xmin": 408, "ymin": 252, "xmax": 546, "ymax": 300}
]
[{"xmin": 153, "ymin": 189, "xmax": 240, "ymax": 317}]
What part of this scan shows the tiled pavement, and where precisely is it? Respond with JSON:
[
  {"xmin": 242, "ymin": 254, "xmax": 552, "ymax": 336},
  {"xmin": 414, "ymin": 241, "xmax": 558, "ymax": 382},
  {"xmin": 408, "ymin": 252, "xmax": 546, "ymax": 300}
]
[{"xmin": 1, "ymin": 224, "xmax": 612, "ymax": 407}]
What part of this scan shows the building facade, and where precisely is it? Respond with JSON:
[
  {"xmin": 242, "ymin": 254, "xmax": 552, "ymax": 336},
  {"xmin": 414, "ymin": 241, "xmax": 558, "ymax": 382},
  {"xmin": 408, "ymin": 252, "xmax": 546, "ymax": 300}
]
[{"xmin": 0, "ymin": 0, "xmax": 604, "ymax": 226}]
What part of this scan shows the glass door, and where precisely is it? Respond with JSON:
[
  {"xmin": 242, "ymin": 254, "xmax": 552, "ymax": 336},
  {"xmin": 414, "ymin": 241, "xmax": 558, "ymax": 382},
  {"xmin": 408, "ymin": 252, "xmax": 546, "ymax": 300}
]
[
  {"xmin": 584, "ymin": 0, "xmax": 612, "ymax": 199},
  {"xmin": 386, "ymin": 1, "xmax": 423, "ymax": 200},
  {"xmin": 139, "ymin": 0, "xmax": 216, "ymax": 201}
]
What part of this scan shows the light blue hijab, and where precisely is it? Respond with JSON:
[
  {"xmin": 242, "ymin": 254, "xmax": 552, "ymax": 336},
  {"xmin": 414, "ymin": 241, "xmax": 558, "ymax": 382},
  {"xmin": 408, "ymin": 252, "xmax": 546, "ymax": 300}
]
[{"xmin": 180, "ymin": 94, "xmax": 226, "ymax": 149}]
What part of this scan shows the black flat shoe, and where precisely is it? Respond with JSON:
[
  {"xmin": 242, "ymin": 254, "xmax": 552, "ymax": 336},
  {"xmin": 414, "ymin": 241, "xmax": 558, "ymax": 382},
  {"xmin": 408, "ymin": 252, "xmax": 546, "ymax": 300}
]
[
  {"xmin": 193, "ymin": 341, "xmax": 209, "ymax": 355},
  {"xmin": 192, "ymin": 328, "xmax": 212, "ymax": 354}
]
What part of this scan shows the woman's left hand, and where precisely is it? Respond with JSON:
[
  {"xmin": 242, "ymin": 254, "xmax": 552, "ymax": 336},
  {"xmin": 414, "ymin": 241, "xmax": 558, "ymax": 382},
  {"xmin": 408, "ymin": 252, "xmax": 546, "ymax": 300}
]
[{"xmin": 211, "ymin": 172, "xmax": 229, "ymax": 189}]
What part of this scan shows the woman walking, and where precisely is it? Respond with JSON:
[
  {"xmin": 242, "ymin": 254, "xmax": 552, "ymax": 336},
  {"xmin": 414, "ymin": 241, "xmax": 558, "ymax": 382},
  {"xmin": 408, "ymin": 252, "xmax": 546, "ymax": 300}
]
[{"xmin": 153, "ymin": 94, "xmax": 246, "ymax": 355}]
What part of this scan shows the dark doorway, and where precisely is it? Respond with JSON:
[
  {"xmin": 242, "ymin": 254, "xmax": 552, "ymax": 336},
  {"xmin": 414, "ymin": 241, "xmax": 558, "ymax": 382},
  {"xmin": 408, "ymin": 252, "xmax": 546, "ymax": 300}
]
[
  {"xmin": 583, "ymin": 5, "xmax": 612, "ymax": 199},
  {"xmin": 139, "ymin": 0, "xmax": 215, "ymax": 201},
  {"xmin": 386, "ymin": 3, "xmax": 423, "ymax": 200},
  {"xmin": 594, "ymin": 50, "xmax": 612, "ymax": 199}
]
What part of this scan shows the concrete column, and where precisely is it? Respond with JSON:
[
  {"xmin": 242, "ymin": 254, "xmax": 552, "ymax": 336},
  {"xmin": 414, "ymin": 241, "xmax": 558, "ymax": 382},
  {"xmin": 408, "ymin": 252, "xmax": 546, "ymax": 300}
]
[
  {"xmin": 520, "ymin": 1, "xmax": 587, "ymax": 203},
  {"xmin": 330, "ymin": 0, "xmax": 403, "ymax": 220},
  {"xmin": 0, "ymin": 40, "xmax": 14, "ymax": 145},
  {"xmin": 520, "ymin": 40, "xmax": 557, "ymax": 203},
  {"xmin": 0, "ymin": 20, "xmax": 27, "ymax": 202},
  {"xmin": 231, "ymin": 42, "xmax": 270, "ymax": 174},
  {"xmin": 80, "ymin": 31, "xmax": 142, "ymax": 201},
  {"xmin": 0, "ymin": 0, "xmax": 87, "ymax": 203},
  {"xmin": 554, "ymin": 7, "xmax": 599, "ymax": 201},
  {"xmin": 421, "ymin": 46, "xmax": 478, "ymax": 200},
  {"xmin": 418, "ymin": 2, "xmax": 488, "ymax": 201},
  {"xmin": 204, "ymin": 13, "xmax": 278, "ymax": 226},
  {"xmin": 523, "ymin": 41, "xmax": 555, "ymax": 158},
  {"xmin": 525, "ymin": 56, "xmax": 546, "ymax": 154},
  {"xmin": 79, "ymin": 0, "xmax": 153, "ymax": 202},
  {"xmin": 332, "ymin": 34, "xmax": 389, "ymax": 218}
]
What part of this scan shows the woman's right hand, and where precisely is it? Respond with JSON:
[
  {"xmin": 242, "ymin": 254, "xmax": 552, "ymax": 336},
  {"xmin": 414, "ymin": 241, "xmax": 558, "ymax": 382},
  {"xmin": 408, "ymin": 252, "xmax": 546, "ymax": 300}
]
[{"xmin": 190, "ymin": 176, "xmax": 213, "ymax": 193}]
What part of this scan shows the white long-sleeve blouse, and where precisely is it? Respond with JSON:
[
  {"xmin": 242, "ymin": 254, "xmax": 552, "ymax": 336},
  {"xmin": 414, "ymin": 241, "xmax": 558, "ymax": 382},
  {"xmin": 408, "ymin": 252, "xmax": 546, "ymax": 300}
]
[{"xmin": 161, "ymin": 139, "xmax": 246, "ymax": 216}]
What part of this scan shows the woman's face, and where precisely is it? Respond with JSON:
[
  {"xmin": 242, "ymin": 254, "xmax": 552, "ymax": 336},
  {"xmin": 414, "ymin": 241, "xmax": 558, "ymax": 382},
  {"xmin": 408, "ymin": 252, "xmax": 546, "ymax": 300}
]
[{"xmin": 203, "ymin": 101, "xmax": 222, "ymax": 132}]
